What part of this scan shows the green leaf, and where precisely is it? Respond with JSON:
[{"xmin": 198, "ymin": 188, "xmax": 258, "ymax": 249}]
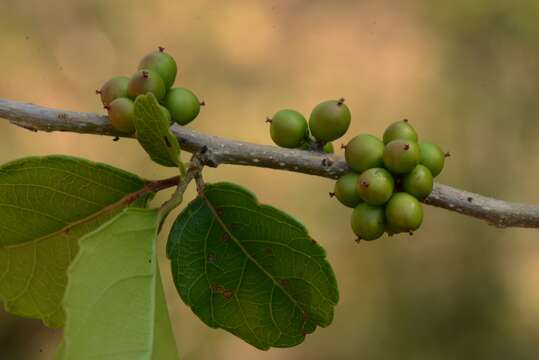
[
  {"xmin": 134, "ymin": 93, "xmax": 181, "ymax": 167},
  {"xmin": 62, "ymin": 208, "xmax": 179, "ymax": 360},
  {"xmin": 167, "ymin": 182, "xmax": 339, "ymax": 350},
  {"xmin": 0, "ymin": 155, "xmax": 151, "ymax": 327}
]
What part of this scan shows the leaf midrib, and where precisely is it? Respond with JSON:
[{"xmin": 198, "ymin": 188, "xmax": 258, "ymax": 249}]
[
  {"xmin": 2, "ymin": 183, "xmax": 152, "ymax": 250},
  {"xmin": 199, "ymin": 192, "xmax": 308, "ymax": 319}
]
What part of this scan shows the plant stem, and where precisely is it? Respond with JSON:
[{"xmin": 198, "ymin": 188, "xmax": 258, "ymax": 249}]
[{"xmin": 0, "ymin": 98, "xmax": 538, "ymax": 229}]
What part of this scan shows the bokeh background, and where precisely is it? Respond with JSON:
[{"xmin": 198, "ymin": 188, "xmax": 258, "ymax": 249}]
[{"xmin": 1, "ymin": 1, "xmax": 539, "ymax": 359}]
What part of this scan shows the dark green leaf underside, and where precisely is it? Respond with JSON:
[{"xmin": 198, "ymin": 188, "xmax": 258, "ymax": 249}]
[
  {"xmin": 167, "ymin": 182, "xmax": 339, "ymax": 350},
  {"xmin": 134, "ymin": 93, "xmax": 181, "ymax": 167},
  {"xmin": 0, "ymin": 155, "xmax": 150, "ymax": 327},
  {"xmin": 62, "ymin": 208, "xmax": 178, "ymax": 360}
]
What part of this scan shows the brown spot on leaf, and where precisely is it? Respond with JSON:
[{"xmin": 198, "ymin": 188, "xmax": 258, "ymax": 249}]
[
  {"xmin": 211, "ymin": 282, "xmax": 223, "ymax": 293},
  {"xmin": 223, "ymin": 289, "xmax": 233, "ymax": 299}
]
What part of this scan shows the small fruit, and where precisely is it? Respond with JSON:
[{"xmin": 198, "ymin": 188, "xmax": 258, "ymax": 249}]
[
  {"xmin": 164, "ymin": 87, "xmax": 201, "ymax": 125},
  {"xmin": 98, "ymin": 76, "xmax": 129, "ymax": 106},
  {"xmin": 357, "ymin": 168, "xmax": 394, "ymax": 205},
  {"xmin": 383, "ymin": 119, "xmax": 418, "ymax": 144},
  {"xmin": 138, "ymin": 47, "xmax": 177, "ymax": 89},
  {"xmin": 309, "ymin": 98, "xmax": 351, "ymax": 142},
  {"xmin": 402, "ymin": 164, "xmax": 433, "ymax": 199},
  {"xmin": 107, "ymin": 97, "xmax": 135, "ymax": 134},
  {"xmin": 127, "ymin": 69, "xmax": 166, "ymax": 101},
  {"xmin": 344, "ymin": 134, "xmax": 384, "ymax": 172},
  {"xmin": 334, "ymin": 173, "xmax": 362, "ymax": 208},
  {"xmin": 383, "ymin": 139, "xmax": 420, "ymax": 174},
  {"xmin": 268, "ymin": 109, "xmax": 308, "ymax": 148},
  {"xmin": 385, "ymin": 192, "xmax": 423, "ymax": 231},
  {"xmin": 351, "ymin": 203, "xmax": 386, "ymax": 241},
  {"xmin": 385, "ymin": 222, "xmax": 406, "ymax": 236},
  {"xmin": 323, "ymin": 142, "xmax": 334, "ymax": 154},
  {"xmin": 419, "ymin": 142, "xmax": 445, "ymax": 177},
  {"xmin": 159, "ymin": 104, "xmax": 172, "ymax": 124}
]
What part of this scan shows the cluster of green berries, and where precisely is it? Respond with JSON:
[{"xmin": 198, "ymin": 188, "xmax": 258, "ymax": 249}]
[
  {"xmin": 333, "ymin": 120, "xmax": 447, "ymax": 241},
  {"xmin": 97, "ymin": 47, "xmax": 203, "ymax": 133},
  {"xmin": 267, "ymin": 98, "xmax": 351, "ymax": 153}
]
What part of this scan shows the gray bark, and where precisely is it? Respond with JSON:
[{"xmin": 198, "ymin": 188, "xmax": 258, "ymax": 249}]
[{"xmin": 1, "ymin": 98, "xmax": 538, "ymax": 229}]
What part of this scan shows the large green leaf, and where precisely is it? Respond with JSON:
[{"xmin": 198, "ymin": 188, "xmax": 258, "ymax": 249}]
[
  {"xmin": 134, "ymin": 93, "xmax": 181, "ymax": 167},
  {"xmin": 62, "ymin": 208, "xmax": 178, "ymax": 360},
  {"xmin": 167, "ymin": 182, "xmax": 339, "ymax": 350},
  {"xmin": 0, "ymin": 155, "xmax": 151, "ymax": 327}
]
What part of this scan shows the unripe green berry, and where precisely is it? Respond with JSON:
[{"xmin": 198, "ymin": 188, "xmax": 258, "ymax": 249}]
[
  {"xmin": 383, "ymin": 139, "xmax": 420, "ymax": 174},
  {"xmin": 127, "ymin": 69, "xmax": 166, "ymax": 101},
  {"xmin": 98, "ymin": 76, "xmax": 129, "ymax": 106},
  {"xmin": 402, "ymin": 164, "xmax": 433, "ymax": 199},
  {"xmin": 269, "ymin": 109, "xmax": 308, "ymax": 148},
  {"xmin": 385, "ymin": 221, "xmax": 407, "ymax": 236},
  {"xmin": 164, "ymin": 87, "xmax": 201, "ymax": 125},
  {"xmin": 107, "ymin": 97, "xmax": 135, "ymax": 134},
  {"xmin": 138, "ymin": 47, "xmax": 177, "ymax": 89},
  {"xmin": 344, "ymin": 134, "xmax": 384, "ymax": 173},
  {"xmin": 334, "ymin": 173, "xmax": 362, "ymax": 208},
  {"xmin": 383, "ymin": 120, "xmax": 418, "ymax": 144},
  {"xmin": 385, "ymin": 192, "xmax": 423, "ymax": 231},
  {"xmin": 351, "ymin": 203, "xmax": 385, "ymax": 241},
  {"xmin": 357, "ymin": 168, "xmax": 394, "ymax": 205},
  {"xmin": 323, "ymin": 142, "xmax": 334, "ymax": 154},
  {"xmin": 159, "ymin": 104, "xmax": 172, "ymax": 124},
  {"xmin": 419, "ymin": 142, "xmax": 445, "ymax": 177},
  {"xmin": 309, "ymin": 99, "xmax": 351, "ymax": 142}
]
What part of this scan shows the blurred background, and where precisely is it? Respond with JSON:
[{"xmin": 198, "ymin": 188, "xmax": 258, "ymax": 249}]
[{"xmin": 1, "ymin": 0, "xmax": 539, "ymax": 359}]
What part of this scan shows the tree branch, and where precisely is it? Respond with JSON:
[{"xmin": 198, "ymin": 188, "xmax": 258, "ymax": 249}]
[{"xmin": 0, "ymin": 98, "xmax": 538, "ymax": 229}]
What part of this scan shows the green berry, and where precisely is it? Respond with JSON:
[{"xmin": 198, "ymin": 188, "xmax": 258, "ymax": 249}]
[
  {"xmin": 127, "ymin": 69, "xmax": 166, "ymax": 101},
  {"xmin": 344, "ymin": 134, "xmax": 384, "ymax": 173},
  {"xmin": 323, "ymin": 142, "xmax": 334, "ymax": 153},
  {"xmin": 309, "ymin": 98, "xmax": 351, "ymax": 142},
  {"xmin": 159, "ymin": 104, "xmax": 172, "ymax": 124},
  {"xmin": 402, "ymin": 164, "xmax": 433, "ymax": 199},
  {"xmin": 107, "ymin": 97, "xmax": 135, "ymax": 134},
  {"xmin": 138, "ymin": 47, "xmax": 177, "ymax": 89},
  {"xmin": 385, "ymin": 221, "xmax": 407, "ymax": 236},
  {"xmin": 269, "ymin": 110, "xmax": 308, "ymax": 148},
  {"xmin": 334, "ymin": 173, "xmax": 362, "ymax": 208},
  {"xmin": 383, "ymin": 139, "xmax": 420, "ymax": 174},
  {"xmin": 98, "ymin": 76, "xmax": 129, "ymax": 106},
  {"xmin": 383, "ymin": 119, "xmax": 418, "ymax": 144},
  {"xmin": 357, "ymin": 168, "xmax": 394, "ymax": 205},
  {"xmin": 164, "ymin": 88, "xmax": 201, "ymax": 125},
  {"xmin": 351, "ymin": 203, "xmax": 385, "ymax": 241},
  {"xmin": 419, "ymin": 142, "xmax": 445, "ymax": 177},
  {"xmin": 385, "ymin": 192, "xmax": 423, "ymax": 231}
]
